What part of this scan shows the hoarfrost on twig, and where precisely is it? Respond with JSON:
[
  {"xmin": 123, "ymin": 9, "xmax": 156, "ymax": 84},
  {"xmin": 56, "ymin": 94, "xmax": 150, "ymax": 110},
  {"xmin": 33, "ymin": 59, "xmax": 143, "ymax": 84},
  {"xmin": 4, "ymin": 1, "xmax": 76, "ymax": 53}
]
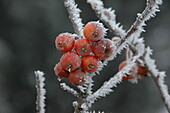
[
  {"xmin": 60, "ymin": 83, "xmax": 79, "ymax": 97},
  {"xmin": 63, "ymin": 0, "xmax": 84, "ymax": 37},
  {"xmin": 87, "ymin": 0, "xmax": 126, "ymax": 37},
  {"xmin": 143, "ymin": 47, "xmax": 170, "ymax": 112},
  {"xmin": 35, "ymin": 70, "xmax": 46, "ymax": 113}
]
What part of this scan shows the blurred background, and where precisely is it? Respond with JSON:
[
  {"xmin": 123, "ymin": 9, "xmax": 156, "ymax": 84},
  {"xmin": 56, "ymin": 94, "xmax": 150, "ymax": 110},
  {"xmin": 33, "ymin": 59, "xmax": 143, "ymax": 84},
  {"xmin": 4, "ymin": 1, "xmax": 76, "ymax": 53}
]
[{"xmin": 0, "ymin": 0, "xmax": 170, "ymax": 113}]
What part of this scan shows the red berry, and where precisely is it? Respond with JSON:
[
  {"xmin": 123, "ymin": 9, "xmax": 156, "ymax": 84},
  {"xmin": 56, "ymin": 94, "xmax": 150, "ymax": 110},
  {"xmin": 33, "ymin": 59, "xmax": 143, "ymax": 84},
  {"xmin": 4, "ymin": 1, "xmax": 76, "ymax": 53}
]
[
  {"xmin": 122, "ymin": 76, "xmax": 134, "ymax": 80},
  {"xmin": 69, "ymin": 69, "xmax": 85, "ymax": 85},
  {"xmin": 60, "ymin": 52, "xmax": 81, "ymax": 72},
  {"xmin": 55, "ymin": 33, "xmax": 75, "ymax": 52},
  {"xmin": 54, "ymin": 62, "xmax": 69, "ymax": 78},
  {"xmin": 83, "ymin": 21, "xmax": 106, "ymax": 42},
  {"xmin": 92, "ymin": 39, "xmax": 114, "ymax": 60},
  {"xmin": 118, "ymin": 61, "xmax": 137, "ymax": 80},
  {"xmin": 75, "ymin": 38, "xmax": 92, "ymax": 56},
  {"xmin": 137, "ymin": 64, "xmax": 148, "ymax": 75},
  {"xmin": 81, "ymin": 55, "xmax": 99, "ymax": 73}
]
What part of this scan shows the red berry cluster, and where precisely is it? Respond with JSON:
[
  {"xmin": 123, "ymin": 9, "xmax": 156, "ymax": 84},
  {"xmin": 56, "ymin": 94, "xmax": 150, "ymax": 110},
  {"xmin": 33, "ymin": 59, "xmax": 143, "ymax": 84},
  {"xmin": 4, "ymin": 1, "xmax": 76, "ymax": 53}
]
[
  {"xmin": 54, "ymin": 21, "xmax": 114, "ymax": 85},
  {"xmin": 118, "ymin": 61, "xmax": 148, "ymax": 81}
]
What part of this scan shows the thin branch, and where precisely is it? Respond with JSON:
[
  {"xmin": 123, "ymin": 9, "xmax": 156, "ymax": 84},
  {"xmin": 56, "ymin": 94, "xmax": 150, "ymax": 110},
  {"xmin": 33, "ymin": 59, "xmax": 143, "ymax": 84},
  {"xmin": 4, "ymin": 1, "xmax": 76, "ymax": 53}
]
[
  {"xmin": 63, "ymin": 0, "xmax": 84, "ymax": 37},
  {"xmin": 35, "ymin": 70, "xmax": 46, "ymax": 113},
  {"xmin": 63, "ymin": 0, "xmax": 93, "ymax": 112},
  {"xmin": 143, "ymin": 48, "xmax": 170, "ymax": 112},
  {"xmin": 60, "ymin": 83, "xmax": 80, "ymax": 98},
  {"xmin": 120, "ymin": 0, "xmax": 162, "ymax": 45},
  {"xmin": 88, "ymin": 1, "xmax": 170, "ymax": 112},
  {"xmin": 88, "ymin": 0, "xmax": 162, "ymax": 60},
  {"xmin": 87, "ymin": 0, "xmax": 126, "ymax": 37}
]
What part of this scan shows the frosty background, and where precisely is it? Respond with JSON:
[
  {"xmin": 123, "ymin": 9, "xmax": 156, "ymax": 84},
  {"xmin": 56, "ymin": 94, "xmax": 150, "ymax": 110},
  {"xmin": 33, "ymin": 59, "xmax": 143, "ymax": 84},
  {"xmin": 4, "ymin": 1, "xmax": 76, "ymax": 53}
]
[{"xmin": 0, "ymin": 0, "xmax": 170, "ymax": 113}]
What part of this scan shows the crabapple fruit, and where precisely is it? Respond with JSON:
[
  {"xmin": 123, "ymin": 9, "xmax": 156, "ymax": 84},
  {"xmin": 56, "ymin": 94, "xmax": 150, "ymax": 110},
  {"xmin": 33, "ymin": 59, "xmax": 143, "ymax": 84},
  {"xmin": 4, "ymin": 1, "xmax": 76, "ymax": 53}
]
[
  {"xmin": 60, "ymin": 52, "xmax": 81, "ymax": 72},
  {"xmin": 81, "ymin": 55, "xmax": 99, "ymax": 73},
  {"xmin": 122, "ymin": 76, "xmax": 135, "ymax": 80},
  {"xmin": 75, "ymin": 38, "xmax": 92, "ymax": 56},
  {"xmin": 68, "ymin": 69, "xmax": 85, "ymax": 85},
  {"xmin": 83, "ymin": 21, "xmax": 106, "ymax": 42},
  {"xmin": 55, "ymin": 33, "xmax": 75, "ymax": 52},
  {"xmin": 118, "ymin": 61, "xmax": 136, "ymax": 80},
  {"xmin": 54, "ymin": 62, "xmax": 69, "ymax": 78},
  {"xmin": 92, "ymin": 39, "xmax": 114, "ymax": 60},
  {"xmin": 137, "ymin": 64, "xmax": 148, "ymax": 75}
]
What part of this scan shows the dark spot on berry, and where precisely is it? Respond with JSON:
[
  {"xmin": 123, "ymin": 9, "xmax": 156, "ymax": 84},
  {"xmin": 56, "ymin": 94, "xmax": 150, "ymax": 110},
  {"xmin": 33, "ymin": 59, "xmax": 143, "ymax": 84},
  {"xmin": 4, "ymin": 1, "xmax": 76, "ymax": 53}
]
[
  {"xmin": 66, "ymin": 64, "xmax": 72, "ymax": 71},
  {"xmin": 58, "ymin": 42, "xmax": 63, "ymax": 48},
  {"xmin": 80, "ymin": 47, "xmax": 87, "ymax": 53},
  {"xmin": 92, "ymin": 32, "xmax": 98, "ymax": 37},
  {"xmin": 87, "ymin": 64, "xmax": 94, "ymax": 70},
  {"xmin": 105, "ymin": 48, "xmax": 110, "ymax": 55},
  {"xmin": 78, "ymin": 107, "xmax": 83, "ymax": 111}
]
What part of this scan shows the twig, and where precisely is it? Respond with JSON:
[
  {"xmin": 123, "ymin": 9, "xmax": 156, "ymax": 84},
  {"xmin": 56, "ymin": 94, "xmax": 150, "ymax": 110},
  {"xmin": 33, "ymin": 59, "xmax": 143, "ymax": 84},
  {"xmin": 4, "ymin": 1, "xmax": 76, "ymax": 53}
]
[
  {"xmin": 120, "ymin": 0, "xmax": 162, "ymax": 45},
  {"xmin": 87, "ymin": 0, "xmax": 170, "ymax": 112},
  {"xmin": 88, "ymin": 0, "xmax": 162, "ymax": 58},
  {"xmin": 143, "ymin": 48, "xmax": 170, "ymax": 112},
  {"xmin": 63, "ymin": 0, "xmax": 84, "ymax": 37},
  {"xmin": 87, "ymin": 0, "xmax": 126, "ymax": 37},
  {"xmin": 35, "ymin": 70, "xmax": 46, "ymax": 113},
  {"xmin": 60, "ymin": 83, "xmax": 80, "ymax": 98},
  {"xmin": 63, "ymin": 0, "xmax": 94, "ymax": 112}
]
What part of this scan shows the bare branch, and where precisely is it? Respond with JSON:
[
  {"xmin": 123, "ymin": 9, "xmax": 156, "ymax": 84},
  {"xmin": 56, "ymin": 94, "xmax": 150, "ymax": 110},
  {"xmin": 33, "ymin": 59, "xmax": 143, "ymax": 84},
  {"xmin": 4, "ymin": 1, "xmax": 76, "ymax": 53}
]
[
  {"xmin": 121, "ymin": 0, "xmax": 163, "ymax": 44},
  {"xmin": 143, "ymin": 48, "xmax": 170, "ymax": 112},
  {"xmin": 87, "ymin": 0, "xmax": 126, "ymax": 37},
  {"xmin": 88, "ymin": 0, "xmax": 162, "ymax": 60},
  {"xmin": 35, "ymin": 70, "xmax": 46, "ymax": 113},
  {"xmin": 63, "ymin": 0, "xmax": 84, "ymax": 37},
  {"xmin": 60, "ymin": 83, "xmax": 80, "ymax": 98}
]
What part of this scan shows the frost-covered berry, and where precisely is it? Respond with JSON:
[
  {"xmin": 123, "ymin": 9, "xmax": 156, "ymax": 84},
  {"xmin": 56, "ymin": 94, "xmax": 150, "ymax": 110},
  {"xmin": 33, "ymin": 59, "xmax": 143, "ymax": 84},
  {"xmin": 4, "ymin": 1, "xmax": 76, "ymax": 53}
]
[
  {"xmin": 118, "ymin": 61, "xmax": 136, "ymax": 80},
  {"xmin": 137, "ymin": 64, "xmax": 148, "ymax": 75},
  {"xmin": 75, "ymin": 38, "xmax": 92, "ymax": 56},
  {"xmin": 83, "ymin": 21, "xmax": 106, "ymax": 42},
  {"xmin": 92, "ymin": 39, "xmax": 114, "ymax": 60},
  {"xmin": 69, "ymin": 69, "xmax": 85, "ymax": 85},
  {"xmin": 81, "ymin": 55, "xmax": 99, "ymax": 73},
  {"xmin": 55, "ymin": 33, "xmax": 75, "ymax": 52},
  {"xmin": 54, "ymin": 62, "xmax": 69, "ymax": 78},
  {"xmin": 60, "ymin": 52, "xmax": 81, "ymax": 72},
  {"xmin": 118, "ymin": 61, "xmax": 136, "ymax": 74},
  {"xmin": 119, "ymin": 61, "xmax": 147, "ymax": 80}
]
